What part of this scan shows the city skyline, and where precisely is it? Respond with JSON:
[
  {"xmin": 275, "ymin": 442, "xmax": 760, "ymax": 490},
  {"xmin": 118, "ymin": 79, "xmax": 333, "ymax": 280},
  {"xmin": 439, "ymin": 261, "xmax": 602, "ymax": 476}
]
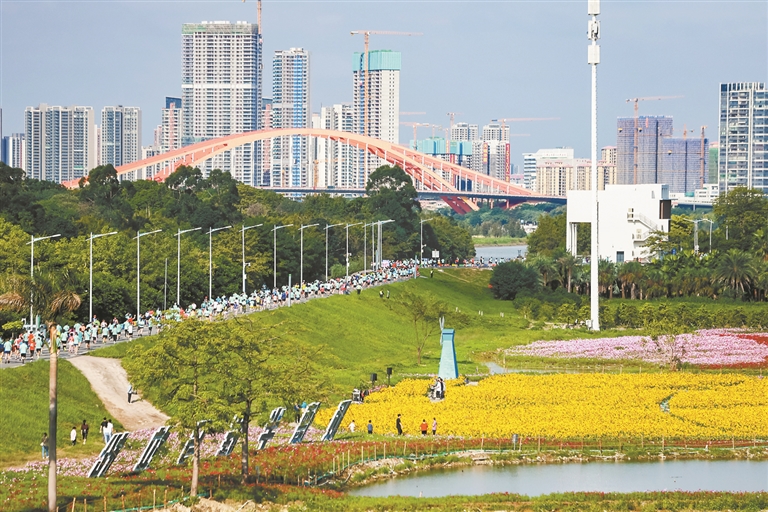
[{"xmin": 1, "ymin": 1, "xmax": 766, "ymax": 171}]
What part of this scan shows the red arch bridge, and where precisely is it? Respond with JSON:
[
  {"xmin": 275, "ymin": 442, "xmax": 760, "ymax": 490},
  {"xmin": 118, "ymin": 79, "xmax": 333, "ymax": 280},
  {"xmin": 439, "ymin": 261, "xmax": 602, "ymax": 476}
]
[{"xmin": 83, "ymin": 128, "xmax": 566, "ymax": 213}]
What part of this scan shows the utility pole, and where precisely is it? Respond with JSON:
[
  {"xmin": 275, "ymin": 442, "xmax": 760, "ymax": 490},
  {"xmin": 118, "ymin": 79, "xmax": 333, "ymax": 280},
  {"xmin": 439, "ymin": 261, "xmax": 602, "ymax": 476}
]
[{"xmin": 588, "ymin": 0, "xmax": 601, "ymax": 331}]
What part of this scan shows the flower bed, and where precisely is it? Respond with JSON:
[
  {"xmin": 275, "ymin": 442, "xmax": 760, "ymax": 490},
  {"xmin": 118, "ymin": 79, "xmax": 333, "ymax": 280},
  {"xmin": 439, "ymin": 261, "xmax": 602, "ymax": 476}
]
[{"xmin": 506, "ymin": 329, "xmax": 768, "ymax": 368}]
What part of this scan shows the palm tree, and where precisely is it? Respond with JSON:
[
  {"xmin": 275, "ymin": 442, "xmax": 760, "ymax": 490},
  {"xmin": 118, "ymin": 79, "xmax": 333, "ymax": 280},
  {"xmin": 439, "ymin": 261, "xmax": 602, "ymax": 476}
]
[
  {"xmin": 597, "ymin": 259, "xmax": 616, "ymax": 298},
  {"xmin": 557, "ymin": 254, "xmax": 580, "ymax": 293},
  {"xmin": 527, "ymin": 255, "xmax": 559, "ymax": 289},
  {"xmin": 0, "ymin": 271, "xmax": 81, "ymax": 512},
  {"xmin": 715, "ymin": 248, "xmax": 757, "ymax": 296},
  {"xmin": 617, "ymin": 261, "xmax": 643, "ymax": 299}
]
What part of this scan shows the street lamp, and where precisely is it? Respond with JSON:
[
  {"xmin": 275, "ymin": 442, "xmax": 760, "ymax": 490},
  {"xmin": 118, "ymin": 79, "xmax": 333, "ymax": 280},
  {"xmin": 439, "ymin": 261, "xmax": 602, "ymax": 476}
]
[
  {"xmin": 419, "ymin": 218, "xmax": 434, "ymax": 263},
  {"xmin": 134, "ymin": 229, "xmax": 160, "ymax": 319},
  {"xmin": 87, "ymin": 231, "xmax": 119, "ymax": 321},
  {"xmin": 588, "ymin": 0, "xmax": 601, "ymax": 331},
  {"xmin": 346, "ymin": 222, "xmax": 363, "ymax": 278},
  {"xmin": 364, "ymin": 222, "xmax": 376, "ymax": 272},
  {"xmin": 208, "ymin": 226, "xmax": 232, "ymax": 300},
  {"xmin": 375, "ymin": 220, "xmax": 395, "ymax": 269},
  {"xmin": 27, "ymin": 234, "xmax": 61, "ymax": 326},
  {"xmin": 702, "ymin": 219, "xmax": 714, "ymax": 253},
  {"xmin": 273, "ymin": 224, "xmax": 293, "ymax": 289},
  {"xmin": 175, "ymin": 227, "xmax": 201, "ymax": 307},
  {"xmin": 241, "ymin": 224, "xmax": 263, "ymax": 294},
  {"xmin": 324, "ymin": 223, "xmax": 343, "ymax": 281},
  {"xmin": 299, "ymin": 224, "xmax": 319, "ymax": 284},
  {"xmin": 684, "ymin": 219, "xmax": 704, "ymax": 254}
]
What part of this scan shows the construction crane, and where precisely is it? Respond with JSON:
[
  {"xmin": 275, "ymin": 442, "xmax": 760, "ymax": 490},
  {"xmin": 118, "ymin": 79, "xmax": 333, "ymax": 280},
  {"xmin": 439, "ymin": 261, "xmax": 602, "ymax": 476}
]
[
  {"xmin": 445, "ymin": 113, "xmax": 462, "ymax": 163},
  {"xmin": 625, "ymin": 95, "xmax": 683, "ymax": 184},
  {"xmin": 351, "ymin": 30, "xmax": 423, "ymax": 137},
  {"xmin": 400, "ymin": 122, "xmax": 430, "ymax": 150},
  {"xmin": 241, "ymin": 0, "xmax": 262, "ymax": 34},
  {"xmin": 490, "ymin": 117, "xmax": 560, "ymax": 132}
]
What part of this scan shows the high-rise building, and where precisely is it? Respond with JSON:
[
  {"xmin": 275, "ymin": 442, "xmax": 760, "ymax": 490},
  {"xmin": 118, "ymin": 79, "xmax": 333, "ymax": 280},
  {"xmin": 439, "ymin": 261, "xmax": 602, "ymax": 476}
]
[
  {"xmin": 616, "ymin": 116, "xmax": 674, "ymax": 185},
  {"xmin": 451, "ymin": 122, "xmax": 478, "ymax": 142},
  {"xmin": 101, "ymin": 106, "xmax": 142, "ymax": 167},
  {"xmin": 601, "ymin": 146, "xmax": 617, "ymax": 165},
  {"xmin": 3, "ymin": 133, "xmax": 25, "ymax": 169},
  {"xmin": 182, "ymin": 21, "xmax": 262, "ymax": 184},
  {"xmin": 535, "ymin": 158, "xmax": 616, "ymax": 196},
  {"xmin": 24, "ymin": 104, "xmax": 96, "ymax": 183},
  {"xmin": 523, "ymin": 147, "xmax": 574, "ymax": 190},
  {"xmin": 161, "ymin": 97, "xmax": 182, "ymax": 154},
  {"xmin": 709, "ymin": 142, "xmax": 719, "ymax": 185},
  {"xmin": 719, "ymin": 82, "xmax": 768, "ymax": 193},
  {"xmin": 271, "ymin": 48, "xmax": 310, "ymax": 188},
  {"xmin": 260, "ymin": 98, "xmax": 273, "ymax": 186},
  {"xmin": 313, "ymin": 104, "xmax": 354, "ymax": 188},
  {"xmin": 353, "ymin": 50, "xmax": 400, "ymax": 186},
  {"xmin": 617, "ymin": 116, "xmax": 708, "ymax": 194}
]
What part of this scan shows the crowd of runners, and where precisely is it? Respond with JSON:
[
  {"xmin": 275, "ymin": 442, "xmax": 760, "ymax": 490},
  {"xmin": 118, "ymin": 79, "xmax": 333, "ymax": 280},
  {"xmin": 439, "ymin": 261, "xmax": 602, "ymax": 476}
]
[{"xmin": 0, "ymin": 257, "xmax": 514, "ymax": 363}]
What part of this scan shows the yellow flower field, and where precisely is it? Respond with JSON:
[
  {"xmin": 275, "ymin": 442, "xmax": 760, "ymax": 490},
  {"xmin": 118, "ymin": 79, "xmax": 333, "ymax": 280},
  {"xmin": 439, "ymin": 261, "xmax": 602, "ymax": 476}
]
[{"xmin": 315, "ymin": 374, "xmax": 768, "ymax": 439}]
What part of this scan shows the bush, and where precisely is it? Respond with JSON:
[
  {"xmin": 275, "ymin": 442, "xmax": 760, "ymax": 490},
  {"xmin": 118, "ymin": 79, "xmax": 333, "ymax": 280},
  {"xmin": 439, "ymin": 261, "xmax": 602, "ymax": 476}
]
[{"xmin": 489, "ymin": 261, "xmax": 540, "ymax": 300}]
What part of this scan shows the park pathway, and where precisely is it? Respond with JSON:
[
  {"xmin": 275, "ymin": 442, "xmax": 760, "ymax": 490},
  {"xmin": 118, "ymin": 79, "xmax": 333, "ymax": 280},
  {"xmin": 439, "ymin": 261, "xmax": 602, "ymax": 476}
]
[{"xmin": 68, "ymin": 356, "xmax": 169, "ymax": 431}]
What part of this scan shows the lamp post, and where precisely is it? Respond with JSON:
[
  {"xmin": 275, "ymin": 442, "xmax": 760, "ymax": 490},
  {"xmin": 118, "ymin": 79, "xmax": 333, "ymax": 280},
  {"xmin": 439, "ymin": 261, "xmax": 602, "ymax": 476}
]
[
  {"xmin": 87, "ymin": 231, "xmax": 119, "ymax": 321},
  {"xmin": 299, "ymin": 224, "xmax": 319, "ymax": 284},
  {"xmin": 684, "ymin": 219, "xmax": 704, "ymax": 254},
  {"xmin": 208, "ymin": 226, "xmax": 232, "ymax": 300},
  {"xmin": 273, "ymin": 224, "xmax": 293, "ymax": 289},
  {"xmin": 588, "ymin": 0, "xmax": 601, "ymax": 331},
  {"xmin": 133, "ymin": 229, "xmax": 162, "ymax": 321},
  {"xmin": 364, "ymin": 222, "xmax": 376, "ymax": 272},
  {"xmin": 324, "ymin": 223, "xmax": 343, "ymax": 281},
  {"xmin": 346, "ymin": 223, "xmax": 363, "ymax": 278},
  {"xmin": 241, "ymin": 224, "xmax": 263, "ymax": 294},
  {"xmin": 27, "ymin": 234, "xmax": 61, "ymax": 326},
  {"xmin": 703, "ymin": 219, "xmax": 714, "ymax": 253},
  {"xmin": 419, "ymin": 218, "xmax": 433, "ymax": 263},
  {"xmin": 175, "ymin": 227, "xmax": 201, "ymax": 307},
  {"xmin": 375, "ymin": 220, "xmax": 395, "ymax": 269}
]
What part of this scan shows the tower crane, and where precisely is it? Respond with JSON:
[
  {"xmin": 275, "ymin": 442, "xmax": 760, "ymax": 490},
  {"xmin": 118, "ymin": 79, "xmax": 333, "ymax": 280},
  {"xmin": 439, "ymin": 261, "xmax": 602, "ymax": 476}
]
[
  {"xmin": 625, "ymin": 95, "xmax": 683, "ymax": 184},
  {"xmin": 490, "ymin": 117, "xmax": 560, "ymax": 132},
  {"xmin": 351, "ymin": 30, "xmax": 423, "ymax": 137},
  {"xmin": 400, "ymin": 122, "xmax": 430, "ymax": 150}
]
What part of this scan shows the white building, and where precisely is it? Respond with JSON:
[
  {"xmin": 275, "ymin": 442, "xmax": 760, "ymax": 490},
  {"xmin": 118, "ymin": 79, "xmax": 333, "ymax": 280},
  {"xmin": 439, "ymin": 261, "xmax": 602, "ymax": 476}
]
[
  {"xmin": 271, "ymin": 48, "xmax": 310, "ymax": 188},
  {"xmin": 3, "ymin": 133, "xmax": 25, "ymax": 169},
  {"xmin": 312, "ymin": 104, "xmax": 354, "ymax": 188},
  {"xmin": 353, "ymin": 49, "xmax": 400, "ymax": 186},
  {"xmin": 101, "ymin": 106, "xmax": 142, "ymax": 167},
  {"xmin": 566, "ymin": 184, "xmax": 671, "ymax": 262},
  {"xmin": 182, "ymin": 21, "xmax": 262, "ymax": 185},
  {"xmin": 451, "ymin": 122, "xmax": 478, "ymax": 142},
  {"xmin": 523, "ymin": 147, "xmax": 574, "ymax": 191},
  {"xmin": 161, "ymin": 97, "xmax": 182, "ymax": 154},
  {"xmin": 24, "ymin": 104, "xmax": 96, "ymax": 183}
]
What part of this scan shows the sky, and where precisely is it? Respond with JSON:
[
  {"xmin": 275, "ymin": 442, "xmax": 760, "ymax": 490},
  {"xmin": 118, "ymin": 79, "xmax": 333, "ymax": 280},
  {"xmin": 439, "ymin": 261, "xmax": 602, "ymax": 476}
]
[{"xmin": 1, "ymin": 0, "xmax": 767, "ymax": 170}]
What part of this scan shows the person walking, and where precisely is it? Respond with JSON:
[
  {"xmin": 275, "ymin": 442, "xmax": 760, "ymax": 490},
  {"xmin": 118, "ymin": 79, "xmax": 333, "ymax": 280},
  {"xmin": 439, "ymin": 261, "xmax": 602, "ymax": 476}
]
[
  {"xmin": 432, "ymin": 418, "xmax": 438, "ymax": 436},
  {"xmin": 105, "ymin": 419, "xmax": 114, "ymax": 443},
  {"xmin": 396, "ymin": 414, "xmax": 403, "ymax": 435},
  {"xmin": 100, "ymin": 417, "xmax": 108, "ymax": 443},
  {"xmin": 81, "ymin": 420, "xmax": 89, "ymax": 444},
  {"xmin": 41, "ymin": 433, "xmax": 49, "ymax": 459},
  {"xmin": 127, "ymin": 384, "xmax": 133, "ymax": 403},
  {"xmin": 420, "ymin": 419, "xmax": 428, "ymax": 436},
  {"xmin": 367, "ymin": 420, "xmax": 373, "ymax": 435},
  {"xmin": 70, "ymin": 426, "xmax": 77, "ymax": 446}
]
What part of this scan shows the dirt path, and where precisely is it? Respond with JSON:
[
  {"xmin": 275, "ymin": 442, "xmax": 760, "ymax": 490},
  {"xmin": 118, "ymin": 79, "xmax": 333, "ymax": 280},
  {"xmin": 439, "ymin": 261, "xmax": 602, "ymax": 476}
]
[{"xmin": 68, "ymin": 356, "xmax": 169, "ymax": 431}]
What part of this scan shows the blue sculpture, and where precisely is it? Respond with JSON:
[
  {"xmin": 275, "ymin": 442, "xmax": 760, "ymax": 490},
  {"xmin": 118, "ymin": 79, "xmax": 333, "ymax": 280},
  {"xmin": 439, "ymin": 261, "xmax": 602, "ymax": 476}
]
[{"xmin": 438, "ymin": 328, "xmax": 458, "ymax": 380}]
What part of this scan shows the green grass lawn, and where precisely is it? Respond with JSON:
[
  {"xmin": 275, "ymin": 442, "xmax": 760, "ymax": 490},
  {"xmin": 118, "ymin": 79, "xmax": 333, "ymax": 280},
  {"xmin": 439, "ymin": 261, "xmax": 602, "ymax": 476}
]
[{"xmin": 0, "ymin": 359, "xmax": 121, "ymax": 467}]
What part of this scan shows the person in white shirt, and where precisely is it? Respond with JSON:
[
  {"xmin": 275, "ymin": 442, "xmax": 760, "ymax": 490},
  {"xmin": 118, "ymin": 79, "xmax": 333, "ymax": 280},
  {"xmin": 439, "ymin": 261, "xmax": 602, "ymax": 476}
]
[{"xmin": 70, "ymin": 427, "xmax": 77, "ymax": 446}]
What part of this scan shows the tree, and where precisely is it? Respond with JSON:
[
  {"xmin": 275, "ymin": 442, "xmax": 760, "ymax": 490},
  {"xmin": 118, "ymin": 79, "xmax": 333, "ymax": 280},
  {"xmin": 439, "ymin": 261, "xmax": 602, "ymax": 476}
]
[
  {"xmin": 715, "ymin": 249, "xmax": 757, "ymax": 296},
  {"xmin": 489, "ymin": 261, "xmax": 541, "ymax": 300},
  {"xmin": 527, "ymin": 254, "xmax": 560, "ymax": 289},
  {"xmin": 124, "ymin": 320, "xmax": 225, "ymax": 497},
  {"xmin": 714, "ymin": 187, "xmax": 768, "ymax": 251},
  {"xmin": 213, "ymin": 318, "xmax": 326, "ymax": 482},
  {"xmin": 0, "ymin": 271, "xmax": 81, "ymax": 512},
  {"xmin": 391, "ymin": 290, "xmax": 449, "ymax": 365},
  {"xmin": 526, "ymin": 213, "xmax": 565, "ymax": 257},
  {"xmin": 557, "ymin": 254, "xmax": 580, "ymax": 293},
  {"xmin": 366, "ymin": 165, "xmax": 421, "ymax": 258}
]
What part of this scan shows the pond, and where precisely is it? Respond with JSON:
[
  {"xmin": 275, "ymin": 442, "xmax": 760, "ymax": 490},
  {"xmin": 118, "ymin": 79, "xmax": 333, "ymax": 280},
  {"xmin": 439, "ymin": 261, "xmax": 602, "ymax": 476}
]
[
  {"xmin": 349, "ymin": 459, "xmax": 768, "ymax": 497},
  {"xmin": 474, "ymin": 245, "xmax": 527, "ymax": 260}
]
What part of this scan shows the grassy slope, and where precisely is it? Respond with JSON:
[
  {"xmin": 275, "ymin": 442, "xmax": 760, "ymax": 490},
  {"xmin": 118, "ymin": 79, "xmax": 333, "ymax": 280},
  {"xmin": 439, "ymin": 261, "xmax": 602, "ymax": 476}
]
[
  {"xmin": 0, "ymin": 359, "xmax": 121, "ymax": 466},
  {"xmin": 94, "ymin": 269, "xmax": 626, "ymax": 392}
]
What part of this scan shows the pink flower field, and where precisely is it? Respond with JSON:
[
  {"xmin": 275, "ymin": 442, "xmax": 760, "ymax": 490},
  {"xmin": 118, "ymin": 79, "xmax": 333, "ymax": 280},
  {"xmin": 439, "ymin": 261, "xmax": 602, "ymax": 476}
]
[{"xmin": 507, "ymin": 329, "xmax": 768, "ymax": 368}]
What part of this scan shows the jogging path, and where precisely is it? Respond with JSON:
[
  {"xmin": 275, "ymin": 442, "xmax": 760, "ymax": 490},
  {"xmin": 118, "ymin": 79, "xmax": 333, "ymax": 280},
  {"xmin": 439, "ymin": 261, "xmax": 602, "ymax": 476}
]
[{"xmin": 68, "ymin": 355, "xmax": 169, "ymax": 431}]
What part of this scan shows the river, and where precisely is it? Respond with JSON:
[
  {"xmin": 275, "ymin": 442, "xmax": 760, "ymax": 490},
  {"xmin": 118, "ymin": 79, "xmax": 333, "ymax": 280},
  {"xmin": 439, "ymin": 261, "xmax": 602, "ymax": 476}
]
[
  {"xmin": 349, "ymin": 459, "xmax": 768, "ymax": 497},
  {"xmin": 474, "ymin": 244, "xmax": 527, "ymax": 259}
]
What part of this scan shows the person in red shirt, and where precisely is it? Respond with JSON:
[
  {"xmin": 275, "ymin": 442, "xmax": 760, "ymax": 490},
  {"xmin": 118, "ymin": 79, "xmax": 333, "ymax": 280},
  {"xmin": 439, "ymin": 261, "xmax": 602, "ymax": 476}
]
[{"xmin": 420, "ymin": 419, "xmax": 428, "ymax": 436}]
